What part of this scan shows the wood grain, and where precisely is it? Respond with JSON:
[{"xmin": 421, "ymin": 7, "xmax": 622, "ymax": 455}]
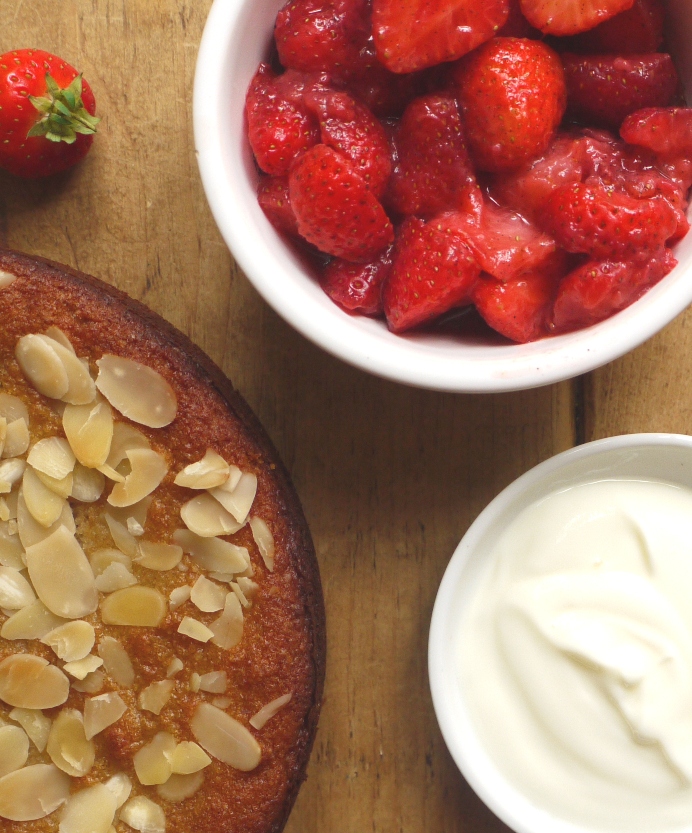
[{"xmin": 0, "ymin": 3, "xmax": 576, "ymax": 830}]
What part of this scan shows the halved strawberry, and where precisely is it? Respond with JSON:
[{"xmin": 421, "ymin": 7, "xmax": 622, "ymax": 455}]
[
  {"xmin": 372, "ymin": 0, "xmax": 508, "ymax": 74},
  {"xmin": 257, "ymin": 176, "xmax": 300, "ymax": 237},
  {"xmin": 519, "ymin": 0, "xmax": 635, "ymax": 36},
  {"xmin": 320, "ymin": 246, "xmax": 394, "ymax": 315},
  {"xmin": 620, "ymin": 107, "xmax": 692, "ymax": 157},
  {"xmin": 562, "ymin": 0, "xmax": 665, "ymax": 53}
]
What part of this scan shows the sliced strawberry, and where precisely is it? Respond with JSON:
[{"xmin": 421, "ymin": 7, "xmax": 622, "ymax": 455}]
[
  {"xmin": 541, "ymin": 181, "xmax": 679, "ymax": 262},
  {"xmin": 563, "ymin": 53, "xmax": 679, "ymax": 129},
  {"xmin": 372, "ymin": 0, "xmax": 509, "ymax": 74},
  {"xmin": 620, "ymin": 107, "xmax": 692, "ymax": 157},
  {"xmin": 552, "ymin": 248, "xmax": 677, "ymax": 332},
  {"xmin": 382, "ymin": 216, "xmax": 480, "ymax": 332},
  {"xmin": 384, "ymin": 93, "xmax": 478, "ymax": 218},
  {"xmin": 320, "ymin": 246, "xmax": 394, "ymax": 315},
  {"xmin": 245, "ymin": 65, "xmax": 320, "ymax": 176},
  {"xmin": 563, "ymin": 0, "xmax": 665, "ymax": 53},
  {"xmin": 289, "ymin": 145, "xmax": 394, "ymax": 261},
  {"xmin": 257, "ymin": 176, "xmax": 300, "ymax": 237},
  {"xmin": 453, "ymin": 38, "xmax": 566, "ymax": 173},
  {"xmin": 519, "ymin": 0, "xmax": 635, "ymax": 36},
  {"xmin": 303, "ymin": 88, "xmax": 392, "ymax": 197}
]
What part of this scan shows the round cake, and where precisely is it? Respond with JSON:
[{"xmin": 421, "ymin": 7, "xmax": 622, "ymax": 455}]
[{"xmin": 0, "ymin": 249, "xmax": 325, "ymax": 833}]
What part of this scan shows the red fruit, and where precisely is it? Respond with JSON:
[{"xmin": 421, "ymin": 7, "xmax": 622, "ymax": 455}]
[
  {"xmin": 258, "ymin": 176, "xmax": 300, "ymax": 237},
  {"xmin": 541, "ymin": 181, "xmax": 678, "ymax": 262},
  {"xmin": 620, "ymin": 107, "xmax": 692, "ymax": 157},
  {"xmin": 304, "ymin": 88, "xmax": 392, "ymax": 197},
  {"xmin": 453, "ymin": 38, "xmax": 566, "ymax": 173},
  {"xmin": 552, "ymin": 248, "xmax": 677, "ymax": 332},
  {"xmin": 382, "ymin": 216, "xmax": 480, "ymax": 332},
  {"xmin": 372, "ymin": 0, "xmax": 509, "ymax": 74},
  {"xmin": 518, "ymin": 0, "xmax": 634, "ymax": 36},
  {"xmin": 565, "ymin": 0, "xmax": 665, "ymax": 53},
  {"xmin": 562, "ymin": 53, "xmax": 679, "ymax": 130},
  {"xmin": 385, "ymin": 93, "xmax": 478, "ymax": 218},
  {"xmin": 289, "ymin": 145, "xmax": 394, "ymax": 261},
  {"xmin": 245, "ymin": 65, "xmax": 321, "ymax": 176},
  {"xmin": 497, "ymin": 0, "xmax": 542, "ymax": 37},
  {"xmin": 0, "ymin": 49, "xmax": 98, "ymax": 178},
  {"xmin": 320, "ymin": 246, "xmax": 394, "ymax": 315}
]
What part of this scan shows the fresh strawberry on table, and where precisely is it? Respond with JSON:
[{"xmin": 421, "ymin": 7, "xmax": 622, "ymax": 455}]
[
  {"xmin": 519, "ymin": 0, "xmax": 635, "ymax": 36},
  {"xmin": 0, "ymin": 48, "xmax": 99, "ymax": 178}
]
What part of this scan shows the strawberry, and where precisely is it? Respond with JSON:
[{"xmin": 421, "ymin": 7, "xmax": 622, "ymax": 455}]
[
  {"xmin": 562, "ymin": 0, "xmax": 665, "ymax": 53},
  {"xmin": 541, "ymin": 181, "xmax": 678, "ymax": 262},
  {"xmin": 320, "ymin": 246, "xmax": 394, "ymax": 314},
  {"xmin": 518, "ymin": 0, "xmax": 635, "ymax": 36},
  {"xmin": 384, "ymin": 93, "xmax": 479, "ymax": 218},
  {"xmin": 552, "ymin": 248, "xmax": 677, "ymax": 332},
  {"xmin": 453, "ymin": 38, "xmax": 566, "ymax": 173},
  {"xmin": 382, "ymin": 215, "xmax": 480, "ymax": 332},
  {"xmin": 497, "ymin": 0, "xmax": 542, "ymax": 37},
  {"xmin": 0, "ymin": 49, "xmax": 98, "ymax": 178},
  {"xmin": 620, "ymin": 107, "xmax": 692, "ymax": 157},
  {"xmin": 289, "ymin": 144, "xmax": 394, "ymax": 261},
  {"xmin": 372, "ymin": 0, "xmax": 509, "ymax": 74},
  {"xmin": 562, "ymin": 53, "xmax": 679, "ymax": 129},
  {"xmin": 257, "ymin": 176, "xmax": 300, "ymax": 237}
]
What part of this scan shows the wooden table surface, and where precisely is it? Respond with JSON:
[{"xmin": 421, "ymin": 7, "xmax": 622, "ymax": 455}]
[{"xmin": 1, "ymin": 3, "xmax": 689, "ymax": 831}]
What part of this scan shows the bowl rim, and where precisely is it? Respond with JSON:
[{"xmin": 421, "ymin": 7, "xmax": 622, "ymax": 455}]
[
  {"xmin": 428, "ymin": 432, "xmax": 692, "ymax": 833},
  {"xmin": 193, "ymin": 0, "xmax": 692, "ymax": 394}
]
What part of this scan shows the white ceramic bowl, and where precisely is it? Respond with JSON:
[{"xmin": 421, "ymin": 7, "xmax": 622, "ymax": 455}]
[
  {"xmin": 428, "ymin": 432, "xmax": 692, "ymax": 833},
  {"xmin": 193, "ymin": 0, "xmax": 692, "ymax": 393}
]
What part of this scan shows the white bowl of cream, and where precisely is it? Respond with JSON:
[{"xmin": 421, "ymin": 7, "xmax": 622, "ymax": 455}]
[{"xmin": 429, "ymin": 434, "xmax": 692, "ymax": 833}]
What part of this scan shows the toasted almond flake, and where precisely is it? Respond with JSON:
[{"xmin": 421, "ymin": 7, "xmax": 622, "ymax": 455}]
[
  {"xmin": 98, "ymin": 463, "xmax": 126, "ymax": 482},
  {"xmin": 0, "ymin": 764, "xmax": 70, "ymax": 821},
  {"xmin": 210, "ymin": 472, "xmax": 257, "ymax": 525},
  {"xmin": 249, "ymin": 517, "xmax": 275, "ymax": 572},
  {"xmin": 8, "ymin": 708, "xmax": 52, "ymax": 752},
  {"xmin": 105, "ymin": 773, "xmax": 132, "ymax": 809},
  {"xmin": 35, "ymin": 468, "xmax": 73, "ymax": 499},
  {"xmin": 100, "ymin": 586, "xmax": 166, "ymax": 627},
  {"xmin": 136, "ymin": 541, "xmax": 183, "ymax": 571},
  {"xmin": 22, "ymin": 466, "xmax": 65, "ymax": 526},
  {"xmin": 3, "ymin": 419, "xmax": 30, "ymax": 459},
  {"xmin": 0, "ymin": 654, "xmax": 70, "ymax": 709},
  {"xmin": 96, "ymin": 355, "xmax": 177, "ymax": 428},
  {"xmin": 190, "ymin": 575, "xmax": 226, "ymax": 612},
  {"xmin": 63, "ymin": 655, "xmax": 104, "ymax": 680},
  {"xmin": 174, "ymin": 450, "xmax": 230, "ymax": 490},
  {"xmin": 42, "ymin": 620, "xmax": 95, "ymax": 662},
  {"xmin": 0, "ymin": 566, "xmax": 35, "ymax": 609},
  {"xmin": 166, "ymin": 657, "xmax": 183, "ymax": 677},
  {"xmin": 105, "ymin": 423, "xmax": 151, "ymax": 469},
  {"xmin": 90, "ymin": 547, "xmax": 132, "ymax": 576},
  {"xmin": 173, "ymin": 529, "xmax": 250, "ymax": 574},
  {"xmin": 46, "ymin": 709, "xmax": 95, "ymax": 777},
  {"xmin": 180, "ymin": 493, "xmax": 244, "ymax": 538},
  {"xmin": 211, "ymin": 697, "xmax": 232, "ymax": 709},
  {"xmin": 1, "ymin": 599, "xmax": 66, "ymax": 641},
  {"xmin": 168, "ymin": 741, "xmax": 211, "ymax": 774},
  {"xmin": 0, "ymin": 497, "xmax": 8, "ymax": 523},
  {"xmin": 189, "ymin": 673, "xmax": 201, "ymax": 693},
  {"xmin": 71, "ymin": 670, "xmax": 106, "ymax": 694},
  {"xmin": 0, "ymin": 725, "xmax": 29, "ymax": 777},
  {"xmin": 156, "ymin": 771, "xmax": 204, "ymax": 803},
  {"xmin": 98, "ymin": 637, "xmax": 135, "ymax": 686},
  {"xmin": 0, "ymin": 394, "xmax": 29, "ymax": 426},
  {"xmin": 120, "ymin": 796, "xmax": 166, "ymax": 833},
  {"xmin": 169, "ymin": 585, "xmax": 191, "ymax": 610},
  {"xmin": 35, "ymin": 335, "xmax": 96, "ymax": 405},
  {"xmin": 0, "ymin": 270, "xmax": 17, "ymax": 289},
  {"xmin": 139, "ymin": 680, "xmax": 175, "ymax": 715},
  {"xmin": 27, "ymin": 438, "xmax": 76, "ymax": 481},
  {"xmin": 128, "ymin": 517, "xmax": 145, "ymax": 536},
  {"xmin": 0, "ymin": 458, "xmax": 25, "ymax": 494},
  {"xmin": 109, "ymin": 495, "xmax": 153, "ymax": 529},
  {"xmin": 178, "ymin": 617, "xmax": 213, "ymax": 643},
  {"xmin": 198, "ymin": 671, "xmax": 227, "ymax": 694},
  {"xmin": 83, "ymin": 692, "xmax": 127, "ymax": 739},
  {"xmin": 249, "ymin": 693, "xmax": 293, "ymax": 730},
  {"xmin": 230, "ymin": 581, "xmax": 251, "ymax": 609},
  {"xmin": 71, "ymin": 463, "xmax": 105, "ymax": 502},
  {"xmin": 0, "ymin": 521, "xmax": 24, "ymax": 571},
  {"xmin": 17, "ymin": 492, "xmax": 75, "ymax": 548},
  {"xmin": 95, "ymin": 562, "xmax": 139, "ymax": 593},
  {"xmin": 62, "ymin": 398, "xmax": 114, "ymax": 468},
  {"xmin": 209, "ymin": 592, "xmax": 243, "ymax": 651},
  {"xmin": 0, "ymin": 417, "xmax": 6, "ymax": 458},
  {"xmin": 59, "ymin": 783, "xmax": 117, "ymax": 833},
  {"xmin": 108, "ymin": 449, "xmax": 168, "ymax": 508},
  {"xmin": 133, "ymin": 731, "xmax": 176, "ymax": 785},
  {"xmin": 15, "ymin": 335, "xmax": 69, "ymax": 400},
  {"xmin": 237, "ymin": 576, "xmax": 259, "ymax": 602},
  {"xmin": 42, "ymin": 326, "xmax": 75, "ymax": 353},
  {"xmin": 26, "ymin": 525, "xmax": 98, "ymax": 618},
  {"xmin": 191, "ymin": 703, "xmax": 261, "ymax": 771},
  {"xmin": 105, "ymin": 514, "xmax": 138, "ymax": 557}
]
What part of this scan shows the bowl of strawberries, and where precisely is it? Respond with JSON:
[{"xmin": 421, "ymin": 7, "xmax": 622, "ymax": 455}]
[{"xmin": 193, "ymin": 0, "xmax": 692, "ymax": 392}]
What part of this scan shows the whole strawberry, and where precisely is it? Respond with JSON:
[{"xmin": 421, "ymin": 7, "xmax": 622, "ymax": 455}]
[{"xmin": 0, "ymin": 49, "xmax": 99, "ymax": 178}]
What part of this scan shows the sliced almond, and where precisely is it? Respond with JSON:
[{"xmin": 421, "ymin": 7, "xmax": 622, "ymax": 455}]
[
  {"xmin": 0, "ymin": 417, "xmax": 6, "ymax": 458},
  {"xmin": 25, "ymin": 525, "xmax": 98, "ymax": 618},
  {"xmin": 198, "ymin": 671, "xmax": 227, "ymax": 694},
  {"xmin": 15, "ymin": 334, "xmax": 69, "ymax": 400},
  {"xmin": 17, "ymin": 492, "xmax": 75, "ymax": 548},
  {"xmin": 189, "ymin": 672, "xmax": 201, "ymax": 693},
  {"xmin": 211, "ymin": 697, "xmax": 233, "ymax": 709},
  {"xmin": 38, "ymin": 335, "xmax": 95, "ymax": 405},
  {"xmin": 209, "ymin": 592, "xmax": 243, "ymax": 651},
  {"xmin": 105, "ymin": 423, "xmax": 151, "ymax": 470},
  {"xmin": 0, "ymin": 270, "xmax": 16, "ymax": 288},
  {"xmin": 166, "ymin": 657, "xmax": 183, "ymax": 677},
  {"xmin": 0, "ymin": 496, "xmax": 8, "ymax": 523},
  {"xmin": 133, "ymin": 731, "xmax": 176, "ymax": 785},
  {"xmin": 41, "ymin": 620, "xmax": 95, "ymax": 662},
  {"xmin": 128, "ymin": 516, "xmax": 145, "ymax": 536},
  {"xmin": 230, "ymin": 581, "xmax": 251, "ymax": 609},
  {"xmin": 168, "ymin": 741, "xmax": 211, "ymax": 775},
  {"xmin": 71, "ymin": 463, "xmax": 105, "ymax": 502},
  {"xmin": 236, "ymin": 576, "xmax": 260, "ymax": 603},
  {"xmin": 0, "ymin": 725, "xmax": 29, "ymax": 777},
  {"xmin": 98, "ymin": 637, "xmax": 135, "ymax": 687},
  {"xmin": 0, "ymin": 458, "xmax": 25, "ymax": 494},
  {"xmin": 191, "ymin": 702, "xmax": 261, "ymax": 771},
  {"xmin": 71, "ymin": 670, "xmax": 106, "ymax": 694},
  {"xmin": 1, "ymin": 599, "xmax": 67, "ymax": 641},
  {"xmin": 139, "ymin": 680, "xmax": 175, "ymax": 715},
  {"xmin": 63, "ymin": 655, "xmax": 104, "ymax": 680},
  {"xmin": 98, "ymin": 463, "xmax": 125, "ymax": 483},
  {"xmin": 59, "ymin": 783, "xmax": 117, "ymax": 833},
  {"xmin": 90, "ymin": 547, "xmax": 133, "ymax": 576},
  {"xmin": 83, "ymin": 692, "xmax": 127, "ymax": 739},
  {"xmin": 250, "ymin": 693, "xmax": 293, "ymax": 730},
  {"xmin": 62, "ymin": 398, "xmax": 114, "ymax": 468},
  {"xmin": 105, "ymin": 514, "xmax": 138, "ymax": 557},
  {"xmin": 0, "ymin": 763, "xmax": 70, "ymax": 821},
  {"xmin": 178, "ymin": 617, "xmax": 214, "ymax": 643},
  {"xmin": 46, "ymin": 709, "xmax": 95, "ymax": 776},
  {"xmin": 104, "ymin": 773, "xmax": 132, "ymax": 809},
  {"xmin": 180, "ymin": 493, "xmax": 245, "ymax": 538},
  {"xmin": 8, "ymin": 708, "xmax": 52, "ymax": 752},
  {"xmin": 0, "ymin": 566, "xmax": 35, "ymax": 609},
  {"xmin": 3, "ymin": 419, "xmax": 30, "ymax": 459},
  {"xmin": 119, "ymin": 796, "xmax": 166, "ymax": 833},
  {"xmin": 95, "ymin": 562, "xmax": 138, "ymax": 593},
  {"xmin": 96, "ymin": 355, "xmax": 177, "ymax": 428},
  {"xmin": 249, "ymin": 517, "xmax": 275, "ymax": 572},
  {"xmin": 107, "ymin": 449, "xmax": 168, "ymax": 508},
  {"xmin": 174, "ymin": 450, "xmax": 230, "ymax": 490},
  {"xmin": 173, "ymin": 529, "xmax": 249, "ymax": 573},
  {"xmin": 0, "ymin": 655, "xmax": 70, "ymax": 709},
  {"xmin": 0, "ymin": 394, "xmax": 29, "ymax": 426},
  {"xmin": 27, "ymin": 438, "xmax": 75, "ymax": 481},
  {"xmin": 43, "ymin": 326, "xmax": 75, "ymax": 354},
  {"xmin": 22, "ymin": 466, "xmax": 65, "ymax": 527},
  {"xmin": 156, "ymin": 771, "xmax": 204, "ymax": 803},
  {"xmin": 169, "ymin": 585, "xmax": 191, "ymax": 610},
  {"xmin": 100, "ymin": 586, "xmax": 166, "ymax": 627},
  {"xmin": 35, "ymin": 468, "xmax": 74, "ymax": 499},
  {"xmin": 209, "ymin": 472, "xmax": 257, "ymax": 525},
  {"xmin": 190, "ymin": 575, "xmax": 226, "ymax": 613},
  {"xmin": 109, "ymin": 495, "xmax": 153, "ymax": 529},
  {"xmin": 0, "ymin": 521, "xmax": 24, "ymax": 571},
  {"xmin": 135, "ymin": 541, "xmax": 183, "ymax": 571}
]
